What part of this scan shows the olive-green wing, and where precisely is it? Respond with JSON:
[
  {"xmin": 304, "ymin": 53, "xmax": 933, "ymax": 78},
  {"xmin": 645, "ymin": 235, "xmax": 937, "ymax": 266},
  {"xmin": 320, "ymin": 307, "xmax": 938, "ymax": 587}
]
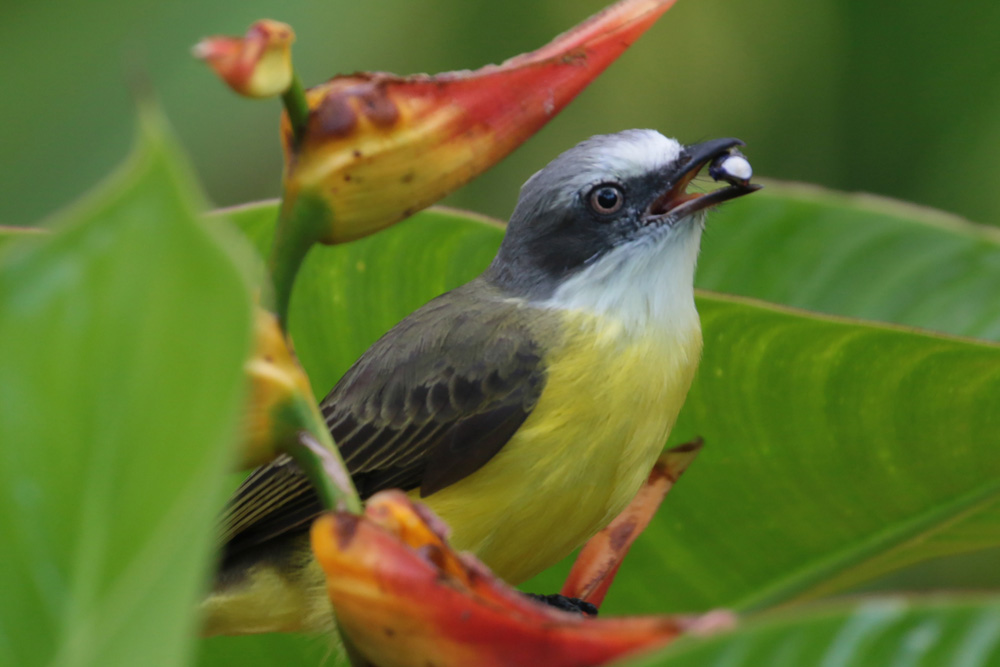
[{"xmin": 220, "ymin": 285, "xmax": 548, "ymax": 563}]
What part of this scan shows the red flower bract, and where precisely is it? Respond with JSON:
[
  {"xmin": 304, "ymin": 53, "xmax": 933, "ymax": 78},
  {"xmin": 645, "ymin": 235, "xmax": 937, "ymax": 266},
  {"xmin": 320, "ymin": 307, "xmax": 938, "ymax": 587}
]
[
  {"xmin": 282, "ymin": 0, "xmax": 679, "ymax": 243},
  {"xmin": 312, "ymin": 491, "xmax": 705, "ymax": 667},
  {"xmin": 194, "ymin": 19, "xmax": 295, "ymax": 98}
]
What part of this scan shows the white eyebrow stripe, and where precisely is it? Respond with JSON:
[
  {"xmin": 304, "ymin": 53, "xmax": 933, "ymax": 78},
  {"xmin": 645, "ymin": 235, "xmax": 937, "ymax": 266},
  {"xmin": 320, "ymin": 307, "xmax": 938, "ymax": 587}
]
[{"xmin": 520, "ymin": 130, "xmax": 684, "ymax": 200}]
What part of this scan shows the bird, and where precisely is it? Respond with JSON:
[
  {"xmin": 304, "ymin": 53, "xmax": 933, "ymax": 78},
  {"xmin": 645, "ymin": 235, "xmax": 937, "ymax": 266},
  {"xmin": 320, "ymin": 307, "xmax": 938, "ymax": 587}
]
[{"xmin": 201, "ymin": 129, "xmax": 759, "ymax": 636}]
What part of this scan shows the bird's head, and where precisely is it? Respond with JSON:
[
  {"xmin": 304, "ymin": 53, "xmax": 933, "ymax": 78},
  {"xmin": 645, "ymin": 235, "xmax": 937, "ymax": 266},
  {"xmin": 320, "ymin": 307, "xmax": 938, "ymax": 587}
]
[{"xmin": 486, "ymin": 129, "xmax": 759, "ymax": 328}]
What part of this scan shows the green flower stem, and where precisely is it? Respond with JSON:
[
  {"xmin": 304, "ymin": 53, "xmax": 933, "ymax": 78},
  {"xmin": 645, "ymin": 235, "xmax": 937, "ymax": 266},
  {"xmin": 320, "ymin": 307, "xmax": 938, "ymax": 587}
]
[
  {"xmin": 280, "ymin": 398, "xmax": 363, "ymax": 515},
  {"xmin": 272, "ymin": 75, "xmax": 366, "ymax": 666},
  {"xmin": 280, "ymin": 406, "xmax": 369, "ymax": 667},
  {"xmin": 279, "ymin": 399, "xmax": 364, "ymax": 666},
  {"xmin": 267, "ymin": 190, "xmax": 330, "ymax": 329},
  {"xmin": 268, "ymin": 71, "xmax": 315, "ymax": 326},
  {"xmin": 281, "ymin": 73, "xmax": 310, "ymax": 149}
]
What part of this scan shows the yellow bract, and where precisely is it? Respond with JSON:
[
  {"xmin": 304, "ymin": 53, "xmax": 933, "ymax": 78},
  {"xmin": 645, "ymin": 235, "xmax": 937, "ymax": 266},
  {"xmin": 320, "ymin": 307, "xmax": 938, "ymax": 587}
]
[{"xmin": 240, "ymin": 307, "xmax": 314, "ymax": 468}]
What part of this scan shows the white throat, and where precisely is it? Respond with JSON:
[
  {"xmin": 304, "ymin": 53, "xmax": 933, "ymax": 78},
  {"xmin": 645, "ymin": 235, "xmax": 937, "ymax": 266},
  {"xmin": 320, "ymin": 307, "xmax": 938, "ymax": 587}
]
[{"xmin": 541, "ymin": 223, "xmax": 702, "ymax": 336}]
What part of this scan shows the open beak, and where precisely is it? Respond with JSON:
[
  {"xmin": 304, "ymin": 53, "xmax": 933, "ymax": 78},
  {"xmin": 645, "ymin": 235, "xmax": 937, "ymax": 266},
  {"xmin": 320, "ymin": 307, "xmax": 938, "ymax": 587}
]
[{"xmin": 647, "ymin": 138, "xmax": 761, "ymax": 223}]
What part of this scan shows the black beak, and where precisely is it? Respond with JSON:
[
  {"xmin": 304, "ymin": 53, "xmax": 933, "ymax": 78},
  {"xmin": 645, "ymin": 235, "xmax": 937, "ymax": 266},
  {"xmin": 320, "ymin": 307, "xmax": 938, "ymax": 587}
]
[{"xmin": 647, "ymin": 138, "xmax": 762, "ymax": 222}]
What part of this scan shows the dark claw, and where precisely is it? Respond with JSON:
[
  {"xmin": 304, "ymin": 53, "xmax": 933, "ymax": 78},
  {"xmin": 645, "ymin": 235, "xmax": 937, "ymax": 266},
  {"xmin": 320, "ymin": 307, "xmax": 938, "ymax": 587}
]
[{"xmin": 525, "ymin": 593, "xmax": 599, "ymax": 616}]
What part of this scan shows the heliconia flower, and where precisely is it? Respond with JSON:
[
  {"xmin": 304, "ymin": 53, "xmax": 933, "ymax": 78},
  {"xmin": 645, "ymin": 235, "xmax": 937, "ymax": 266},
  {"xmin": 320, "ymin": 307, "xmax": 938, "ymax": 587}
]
[
  {"xmin": 311, "ymin": 489, "xmax": 725, "ymax": 667},
  {"xmin": 240, "ymin": 307, "xmax": 316, "ymax": 469},
  {"xmin": 283, "ymin": 0, "xmax": 679, "ymax": 243},
  {"xmin": 562, "ymin": 439, "xmax": 704, "ymax": 608},
  {"xmin": 194, "ymin": 19, "xmax": 295, "ymax": 98}
]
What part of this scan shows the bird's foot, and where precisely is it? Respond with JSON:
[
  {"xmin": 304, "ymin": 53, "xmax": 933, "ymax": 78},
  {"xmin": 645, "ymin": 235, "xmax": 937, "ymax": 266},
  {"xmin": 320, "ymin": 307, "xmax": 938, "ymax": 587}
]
[{"xmin": 525, "ymin": 593, "xmax": 598, "ymax": 616}]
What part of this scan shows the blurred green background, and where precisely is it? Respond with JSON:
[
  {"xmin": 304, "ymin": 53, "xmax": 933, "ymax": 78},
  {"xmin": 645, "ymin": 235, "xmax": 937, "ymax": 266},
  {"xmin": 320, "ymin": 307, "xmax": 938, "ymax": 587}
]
[{"xmin": 3, "ymin": 0, "xmax": 1000, "ymax": 226}]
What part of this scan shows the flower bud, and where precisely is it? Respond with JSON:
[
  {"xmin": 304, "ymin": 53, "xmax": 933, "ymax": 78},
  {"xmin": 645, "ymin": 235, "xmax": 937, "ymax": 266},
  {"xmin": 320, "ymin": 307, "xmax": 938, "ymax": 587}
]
[{"xmin": 194, "ymin": 19, "xmax": 295, "ymax": 98}]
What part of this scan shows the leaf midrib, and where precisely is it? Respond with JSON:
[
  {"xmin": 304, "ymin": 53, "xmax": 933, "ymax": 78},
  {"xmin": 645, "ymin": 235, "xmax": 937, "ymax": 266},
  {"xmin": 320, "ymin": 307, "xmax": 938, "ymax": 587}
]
[{"xmin": 732, "ymin": 478, "xmax": 1000, "ymax": 612}]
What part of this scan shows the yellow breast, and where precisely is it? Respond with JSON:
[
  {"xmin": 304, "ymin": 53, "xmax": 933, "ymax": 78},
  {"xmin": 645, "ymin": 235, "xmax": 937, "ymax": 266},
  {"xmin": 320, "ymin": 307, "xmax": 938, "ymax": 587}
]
[{"xmin": 421, "ymin": 308, "xmax": 702, "ymax": 584}]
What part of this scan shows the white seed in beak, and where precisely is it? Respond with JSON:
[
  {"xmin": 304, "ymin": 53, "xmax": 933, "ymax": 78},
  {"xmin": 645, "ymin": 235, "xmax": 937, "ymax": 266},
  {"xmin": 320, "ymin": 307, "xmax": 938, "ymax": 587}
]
[{"xmin": 709, "ymin": 152, "xmax": 753, "ymax": 186}]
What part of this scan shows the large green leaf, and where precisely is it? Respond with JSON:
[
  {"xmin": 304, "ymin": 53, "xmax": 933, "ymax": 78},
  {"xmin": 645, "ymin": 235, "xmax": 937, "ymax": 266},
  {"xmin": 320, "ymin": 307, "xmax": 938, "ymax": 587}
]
[
  {"xmin": 699, "ymin": 182, "xmax": 1000, "ymax": 339},
  {"xmin": 624, "ymin": 596, "xmax": 1000, "ymax": 666},
  {"xmin": 0, "ymin": 112, "xmax": 252, "ymax": 666},
  {"xmin": 209, "ymin": 198, "xmax": 1000, "ymax": 663},
  {"xmin": 227, "ymin": 181, "xmax": 1000, "ymax": 390},
  {"xmin": 224, "ymin": 201, "xmax": 999, "ymax": 585}
]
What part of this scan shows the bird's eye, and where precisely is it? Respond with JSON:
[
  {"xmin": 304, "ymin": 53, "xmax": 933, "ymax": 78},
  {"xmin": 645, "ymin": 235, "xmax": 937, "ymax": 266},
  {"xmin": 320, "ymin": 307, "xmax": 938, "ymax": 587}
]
[{"xmin": 587, "ymin": 184, "xmax": 624, "ymax": 215}]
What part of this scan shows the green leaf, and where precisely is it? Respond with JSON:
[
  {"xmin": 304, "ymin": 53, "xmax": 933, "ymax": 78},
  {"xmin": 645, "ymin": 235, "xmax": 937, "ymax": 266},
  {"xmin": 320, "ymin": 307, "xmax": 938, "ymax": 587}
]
[
  {"xmin": 0, "ymin": 111, "xmax": 252, "ymax": 666},
  {"xmin": 623, "ymin": 597, "xmax": 1000, "ymax": 667},
  {"xmin": 698, "ymin": 183, "xmax": 1000, "ymax": 339},
  {"xmin": 223, "ymin": 200, "xmax": 1000, "ymax": 597},
  {"xmin": 213, "ymin": 199, "xmax": 1000, "ymax": 663}
]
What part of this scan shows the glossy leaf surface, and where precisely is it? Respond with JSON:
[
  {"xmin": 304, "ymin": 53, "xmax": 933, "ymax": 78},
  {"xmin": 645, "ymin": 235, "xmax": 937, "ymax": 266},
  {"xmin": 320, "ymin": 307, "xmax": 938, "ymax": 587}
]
[
  {"xmin": 699, "ymin": 182, "xmax": 1000, "ymax": 339},
  {"xmin": 220, "ymin": 197, "xmax": 1000, "ymax": 615},
  {"xmin": 625, "ymin": 597, "xmax": 1000, "ymax": 667},
  {"xmin": 600, "ymin": 293, "xmax": 1000, "ymax": 615}
]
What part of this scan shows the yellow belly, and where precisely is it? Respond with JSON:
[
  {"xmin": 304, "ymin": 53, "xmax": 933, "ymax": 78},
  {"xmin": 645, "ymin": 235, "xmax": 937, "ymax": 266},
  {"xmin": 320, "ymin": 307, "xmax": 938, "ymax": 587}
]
[{"xmin": 421, "ymin": 309, "xmax": 702, "ymax": 584}]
